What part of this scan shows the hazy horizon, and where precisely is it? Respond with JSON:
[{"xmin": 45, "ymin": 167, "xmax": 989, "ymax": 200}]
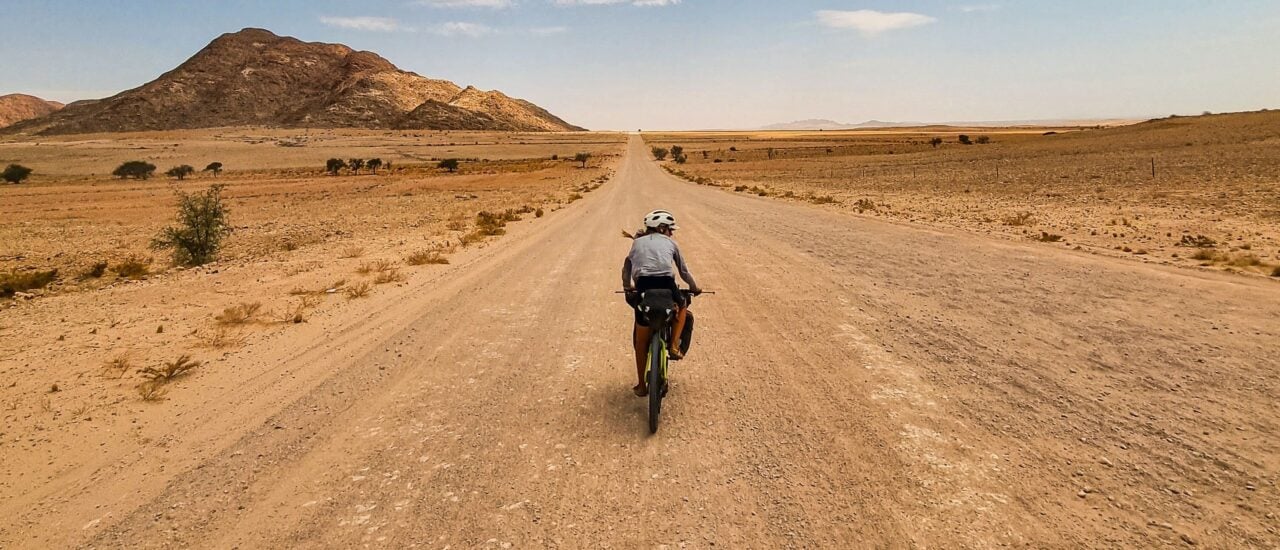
[{"xmin": 3, "ymin": 0, "xmax": 1278, "ymax": 130}]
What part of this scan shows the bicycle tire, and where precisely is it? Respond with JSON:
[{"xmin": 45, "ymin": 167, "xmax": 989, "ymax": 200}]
[{"xmin": 647, "ymin": 335, "xmax": 664, "ymax": 433}]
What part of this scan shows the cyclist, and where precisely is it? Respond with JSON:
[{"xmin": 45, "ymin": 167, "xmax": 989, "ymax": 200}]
[{"xmin": 622, "ymin": 209, "xmax": 701, "ymax": 397}]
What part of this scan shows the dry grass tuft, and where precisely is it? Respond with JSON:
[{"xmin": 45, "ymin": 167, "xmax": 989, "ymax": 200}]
[
  {"xmin": 80, "ymin": 261, "xmax": 109, "ymax": 280},
  {"xmin": 373, "ymin": 269, "xmax": 405, "ymax": 284},
  {"xmin": 139, "ymin": 354, "xmax": 201, "ymax": 381},
  {"xmin": 279, "ymin": 294, "xmax": 322, "ymax": 323},
  {"xmin": 345, "ymin": 281, "xmax": 372, "ymax": 299},
  {"xmin": 356, "ymin": 259, "xmax": 396, "ymax": 275},
  {"xmin": 113, "ymin": 255, "xmax": 151, "ymax": 279},
  {"xmin": 215, "ymin": 302, "xmax": 262, "ymax": 324},
  {"xmin": 406, "ymin": 250, "xmax": 449, "ymax": 266},
  {"xmin": 202, "ymin": 326, "xmax": 246, "ymax": 349},
  {"xmin": 136, "ymin": 380, "xmax": 168, "ymax": 402},
  {"xmin": 103, "ymin": 352, "xmax": 134, "ymax": 378},
  {"xmin": 339, "ymin": 245, "xmax": 366, "ymax": 259},
  {"xmin": 1002, "ymin": 212, "xmax": 1036, "ymax": 226}
]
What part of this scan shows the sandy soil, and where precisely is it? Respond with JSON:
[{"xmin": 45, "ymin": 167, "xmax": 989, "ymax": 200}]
[
  {"xmin": 647, "ymin": 111, "xmax": 1280, "ymax": 279},
  {"xmin": 2, "ymin": 134, "xmax": 1278, "ymax": 548}
]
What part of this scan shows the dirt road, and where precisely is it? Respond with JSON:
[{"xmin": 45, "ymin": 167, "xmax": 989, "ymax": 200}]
[{"xmin": 6, "ymin": 135, "xmax": 1278, "ymax": 548}]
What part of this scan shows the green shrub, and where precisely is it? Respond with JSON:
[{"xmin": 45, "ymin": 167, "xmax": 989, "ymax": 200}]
[
  {"xmin": 438, "ymin": 159, "xmax": 460, "ymax": 172},
  {"xmin": 3, "ymin": 164, "xmax": 33, "ymax": 184},
  {"xmin": 113, "ymin": 161, "xmax": 156, "ymax": 179},
  {"xmin": 151, "ymin": 185, "xmax": 230, "ymax": 266},
  {"xmin": 166, "ymin": 165, "xmax": 195, "ymax": 180}
]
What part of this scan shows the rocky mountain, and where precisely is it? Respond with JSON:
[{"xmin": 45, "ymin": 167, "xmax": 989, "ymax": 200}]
[
  {"xmin": 7, "ymin": 28, "xmax": 583, "ymax": 135},
  {"xmin": 0, "ymin": 94, "xmax": 64, "ymax": 129}
]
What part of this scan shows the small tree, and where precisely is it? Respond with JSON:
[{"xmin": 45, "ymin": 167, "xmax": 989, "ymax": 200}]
[
  {"xmin": 203, "ymin": 162, "xmax": 223, "ymax": 176},
  {"xmin": 438, "ymin": 158, "xmax": 460, "ymax": 172},
  {"xmin": 651, "ymin": 147, "xmax": 669, "ymax": 161},
  {"xmin": 165, "ymin": 165, "xmax": 196, "ymax": 180},
  {"xmin": 958, "ymin": 135, "xmax": 973, "ymax": 145},
  {"xmin": 113, "ymin": 161, "xmax": 157, "ymax": 180},
  {"xmin": 326, "ymin": 158, "xmax": 347, "ymax": 175},
  {"xmin": 151, "ymin": 185, "xmax": 230, "ymax": 266},
  {"xmin": 574, "ymin": 152, "xmax": 591, "ymax": 168},
  {"xmin": 670, "ymin": 145, "xmax": 684, "ymax": 158},
  {"xmin": 929, "ymin": 137, "xmax": 943, "ymax": 148},
  {"xmin": 367, "ymin": 158, "xmax": 383, "ymax": 174},
  {"xmin": 348, "ymin": 158, "xmax": 365, "ymax": 175},
  {"xmin": 976, "ymin": 135, "xmax": 991, "ymax": 144},
  {"xmin": 2, "ymin": 164, "xmax": 32, "ymax": 184}
]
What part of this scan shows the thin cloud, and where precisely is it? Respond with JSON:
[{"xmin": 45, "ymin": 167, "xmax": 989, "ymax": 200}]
[
  {"xmin": 815, "ymin": 10, "xmax": 937, "ymax": 36},
  {"xmin": 528, "ymin": 26, "xmax": 570, "ymax": 35},
  {"xmin": 413, "ymin": 0, "xmax": 515, "ymax": 8},
  {"xmin": 959, "ymin": 4, "xmax": 1000, "ymax": 13},
  {"xmin": 553, "ymin": 0, "xmax": 680, "ymax": 6},
  {"xmin": 429, "ymin": 21, "xmax": 496, "ymax": 37},
  {"xmin": 319, "ymin": 16, "xmax": 404, "ymax": 32}
]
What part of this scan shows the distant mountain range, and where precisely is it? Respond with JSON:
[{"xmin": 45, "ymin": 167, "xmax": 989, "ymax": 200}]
[
  {"xmin": 759, "ymin": 118, "xmax": 1140, "ymax": 130},
  {"xmin": 4, "ymin": 28, "xmax": 583, "ymax": 135}
]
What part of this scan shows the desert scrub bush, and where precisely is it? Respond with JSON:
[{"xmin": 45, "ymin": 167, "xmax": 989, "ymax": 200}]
[
  {"xmin": 1, "ymin": 268, "xmax": 58, "ymax": 298},
  {"xmin": 406, "ymin": 250, "xmax": 449, "ymax": 266},
  {"xmin": 80, "ymin": 261, "xmax": 109, "ymax": 279},
  {"xmin": 113, "ymin": 255, "xmax": 151, "ymax": 279},
  {"xmin": 326, "ymin": 158, "xmax": 347, "ymax": 175},
  {"xmin": 152, "ymin": 185, "xmax": 230, "ymax": 266},
  {"xmin": 733, "ymin": 185, "xmax": 748, "ymax": 192},
  {"xmin": 1272, "ymin": 266, "xmax": 1280, "ymax": 278},
  {"xmin": 976, "ymin": 135, "xmax": 991, "ymax": 144},
  {"xmin": 203, "ymin": 162, "xmax": 223, "ymax": 176},
  {"xmin": 958, "ymin": 135, "xmax": 973, "ymax": 145},
  {"xmin": 1227, "ymin": 253, "xmax": 1262, "ymax": 268},
  {"xmin": 809, "ymin": 195, "xmax": 838, "ymax": 205},
  {"xmin": 1178, "ymin": 234, "xmax": 1216, "ymax": 248},
  {"xmin": 1002, "ymin": 212, "xmax": 1036, "ymax": 226},
  {"xmin": 356, "ymin": 259, "xmax": 396, "ymax": 275},
  {"xmin": 113, "ymin": 160, "xmax": 156, "ymax": 180},
  {"xmin": 215, "ymin": 302, "xmax": 262, "ymax": 325},
  {"xmin": 139, "ymin": 355, "xmax": 201, "ymax": 382},
  {"xmin": 651, "ymin": 147, "xmax": 669, "ymax": 161},
  {"xmin": 136, "ymin": 380, "xmax": 168, "ymax": 402},
  {"xmin": 373, "ymin": 269, "xmax": 405, "ymax": 284},
  {"xmin": 339, "ymin": 245, "xmax": 366, "ymax": 259},
  {"xmin": 3, "ymin": 163, "xmax": 33, "ymax": 184},
  {"xmin": 473, "ymin": 211, "xmax": 510, "ymax": 236},
  {"xmin": 853, "ymin": 199, "xmax": 877, "ymax": 213},
  {"xmin": 1038, "ymin": 232, "xmax": 1064, "ymax": 242},
  {"xmin": 438, "ymin": 158, "xmax": 460, "ymax": 172},
  {"xmin": 567, "ymin": 192, "xmax": 584, "ymax": 202},
  {"xmin": 345, "ymin": 281, "xmax": 372, "ymax": 299},
  {"xmin": 165, "ymin": 165, "xmax": 196, "ymax": 180},
  {"xmin": 535, "ymin": 207, "xmax": 544, "ymax": 218}
]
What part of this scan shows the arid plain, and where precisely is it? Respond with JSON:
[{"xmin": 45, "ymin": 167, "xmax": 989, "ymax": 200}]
[{"xmin": 2, "ymin": 117, "xmax": 1279, "ymax": 548}]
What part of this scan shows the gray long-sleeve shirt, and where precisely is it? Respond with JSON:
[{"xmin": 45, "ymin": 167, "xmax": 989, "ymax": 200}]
[{"xmin": 621, "ymin": 233, "xmax": 697, "ymax": 289}]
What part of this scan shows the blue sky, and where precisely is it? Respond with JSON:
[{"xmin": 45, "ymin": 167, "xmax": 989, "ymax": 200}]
[{"xmin": 2, "ymin": 0, "xmax": 1278, "ymax": 130}]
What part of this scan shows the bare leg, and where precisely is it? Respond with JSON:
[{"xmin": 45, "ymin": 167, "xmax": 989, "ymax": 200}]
[
  {"xmin": 633, "ymin": 324, "xmax": 652, "ymax": 396},
  {"xmin": 669, "ymin": 306, "xmax": 688, "ymax": 359}
]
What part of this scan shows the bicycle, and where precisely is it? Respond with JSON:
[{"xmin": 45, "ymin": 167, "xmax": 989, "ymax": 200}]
[{"xmin": 624, "ymin": 288, "xmax": 707, "ymax": 433}]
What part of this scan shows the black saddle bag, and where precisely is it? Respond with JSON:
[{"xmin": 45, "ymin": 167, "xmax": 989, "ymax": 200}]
[{"xmin": 679, "ymin": 311, "xmax": 694, "ymax": 356}]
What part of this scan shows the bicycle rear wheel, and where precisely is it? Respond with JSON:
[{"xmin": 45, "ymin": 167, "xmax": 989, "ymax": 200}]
[{"xmin": 647, "ymin": 335, "xmax": 665, "ymax": 434}]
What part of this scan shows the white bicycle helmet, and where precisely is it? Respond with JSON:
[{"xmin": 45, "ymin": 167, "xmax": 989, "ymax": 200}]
[{"xmin": 643, "ymin": 209, "xmax": 678, "ymax": 230}]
